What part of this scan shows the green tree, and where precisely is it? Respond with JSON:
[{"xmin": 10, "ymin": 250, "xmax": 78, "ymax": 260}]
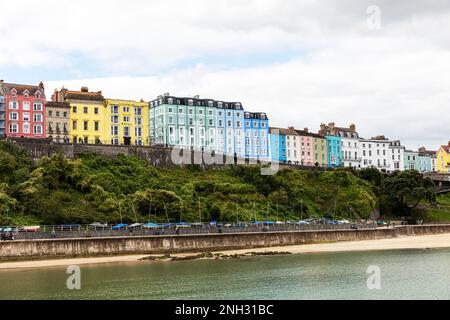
[{"xmin": 384, "ymin": 170, "xmax": 436, "ymax": 215}]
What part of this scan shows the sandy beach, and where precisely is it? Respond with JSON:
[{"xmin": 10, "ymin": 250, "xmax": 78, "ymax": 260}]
[{"xmin": 1, "ymin": 233, "xmax": 450, "ymax": 271}]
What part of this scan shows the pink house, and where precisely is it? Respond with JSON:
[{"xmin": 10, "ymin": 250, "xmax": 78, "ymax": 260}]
[
  {"xmin": 1, "ymin": 81, "xmax": 46, "ymax": 138},
  {"xmin": 292, "ymin": 127, "xmax": 315, "ymax": 166}
]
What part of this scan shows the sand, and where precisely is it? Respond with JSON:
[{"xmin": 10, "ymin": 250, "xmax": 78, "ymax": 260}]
[{"xmin": 1, "ymin": 233, "xmax": 450, "ymax": 271}]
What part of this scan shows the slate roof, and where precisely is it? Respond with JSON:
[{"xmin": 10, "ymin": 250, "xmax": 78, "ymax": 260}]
[
  {"xmin": 2, "ymin": 82, "xmax": 44, "ymax": 96},
  {"xmin": 269, "ymin": 127, "xmax": 299, "ymax": 136}
]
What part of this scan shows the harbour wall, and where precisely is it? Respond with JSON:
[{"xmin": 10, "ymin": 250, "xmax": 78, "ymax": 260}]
[{"xmin": 2, "ymin": 225, "xmax": 450, "ymax": 261}]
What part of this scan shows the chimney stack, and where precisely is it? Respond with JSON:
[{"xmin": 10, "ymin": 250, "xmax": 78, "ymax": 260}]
[
  {"xmin": 448, "ymin": 141, "xmax": 450, "ymax": 147},
  {"xmin": 81, "ymin": 86, "xmax": 89, "ymax": 92},
  {"xmin": 349, "ymin": 123, "xmax": 356, "ymax": 132},
  {"xmin": 288, "ymin": 126, "xmax": 295, "ymax": 131},
  {"xmin": 39, "ymin": 81, "xmax": 44, "ymax": 89},
  {"xmin": 304, "ymin": 128, "xmax": 309, "ymax": 133}
]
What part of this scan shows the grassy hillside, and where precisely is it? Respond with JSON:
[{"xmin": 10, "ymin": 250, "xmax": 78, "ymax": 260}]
[
  {"xmin": 414, "ymin": 193, "xmax": 450, "ymax": 222},
  {"xmin": 0, "ymin": 141, "xmax": 378, "ymax": 225}
]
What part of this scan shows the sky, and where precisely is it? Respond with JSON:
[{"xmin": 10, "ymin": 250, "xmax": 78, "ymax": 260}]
[{"xmin": 0, "ymin": 0, "xmax": 449, "ymax": 150}]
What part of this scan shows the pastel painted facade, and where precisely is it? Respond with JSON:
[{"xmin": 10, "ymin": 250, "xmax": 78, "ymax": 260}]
[
  {"xmin": 244, "ymin": 112, "xmax": 269, "ymax": 161},
  {"xmin": 293, "ymin": 128, "xmax": 315, "ymax": 166},
  {"xmin": 319, "ymin": 123, "xmax": 359, "ymax": 168},
  {"xmin": 105, "ymin": 99, "xmax": 149, "ymax": 146},
  {"xmin": 311, "ymin": 133, "xmax": 328, "ymax": 167},
  {"xmin": 149, "ymin": 94, "xmax": 266, "ymax": 159},
  {"xmin": 45, "ymin": 101, "xmax": 71, "ymax": 143},
  {"xmin": 404, "ymin": 150, "xmax": 419, "ymax": 170},
  {"xmin": 52, "ymin": 87, "xmax": 106, "ymax": 144},
  {"xmin": 388, "ymin": 140, "xmax": 405, "ymax": 172},
  {"xmin": 269, "ymin": 127, "xmax": 287, "ymax": 162},
  {"xmin": 417, "ymin": 147, "xmax": 437, "ymax": 173},
  {"xmin": 437, "ymin": 142, "xmax": 450, "ymax": 173},
  {"xmin": 359, "ymin": 136, "xmax": 391, "ymax": 171},
  {"xmin": 150, "ymin": 95, "xmax": 244, "ymax": 156},
  {"xmin": 326, "ymin": 135, "xmax": 342, "ymax": 168},
  {"xmin": 1, "ymin": 81, "xmax": 46, "ymax": 138}
]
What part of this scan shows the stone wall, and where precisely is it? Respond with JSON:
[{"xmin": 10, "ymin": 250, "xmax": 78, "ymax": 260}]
[
  {"xmin": 3, "ymin": 138, "xmax": 330, "ymax": 171},
  {"xmin": 0, "ymin": 226, "xmax": 428, "ymax": 261},
  {"xmin": 2, "ymin": 225, "xmax": 450, "ymax": 261}
]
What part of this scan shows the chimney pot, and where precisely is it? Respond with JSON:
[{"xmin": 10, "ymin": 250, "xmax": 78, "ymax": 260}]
[{"xmin": 304, "ymin": 128, "xmax": 308, "ymax": 132}]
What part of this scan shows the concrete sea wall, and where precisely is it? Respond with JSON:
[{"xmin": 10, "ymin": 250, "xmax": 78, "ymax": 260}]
[{"xmin": 2, "ymin": 225, "xmax": 450, "ymax": 261}]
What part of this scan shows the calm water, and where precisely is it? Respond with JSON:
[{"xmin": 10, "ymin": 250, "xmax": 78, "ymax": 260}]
[{"xmin": 1, "ymin": 249, "xmax": 450, "ymax": 300}]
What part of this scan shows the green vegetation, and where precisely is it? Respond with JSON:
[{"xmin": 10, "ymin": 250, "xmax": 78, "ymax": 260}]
[
  {"xmin": 0, "ymin": 141, "xmax": 442, "ymax": 225},
  {"xmin": 355, "ymin": 167, "xmax": 437, "ymax": 220},
  {"xmin": 0, "ymin": 141, "xmax": 380, "ymax": 225},
  {"xmin": 413, "ymin": 193, "xmax": 450, "ymax": 222}
]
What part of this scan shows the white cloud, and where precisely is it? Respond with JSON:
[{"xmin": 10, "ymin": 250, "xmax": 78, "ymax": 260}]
[{"xmin": 1, "ymin": 0, "xmax": 450, "ymax": 150}]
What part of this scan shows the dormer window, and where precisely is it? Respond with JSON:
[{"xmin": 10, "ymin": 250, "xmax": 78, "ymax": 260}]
[
  {"xmin": 35, "ymin": 91, "xmax": 41, "ymax": 99},
  {"xmin": 11, "ymin": 88, "xmax": 17, "ymax": 97},
  {"xmin": 23, "ymin": 90, "xmax": 29, "ymax": 99}
]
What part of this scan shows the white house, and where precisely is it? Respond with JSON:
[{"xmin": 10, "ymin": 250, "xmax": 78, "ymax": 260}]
[
  {"xmin": 359, "ymin": 136, "xmax": 391, "ymax": 171},
  {"xmin": 285, "ymin": 128, "xmax": 301, "ymax": 164},
  {"xmin": 388, "ymin": 140, "xmax": 405, "ymax": 172}
]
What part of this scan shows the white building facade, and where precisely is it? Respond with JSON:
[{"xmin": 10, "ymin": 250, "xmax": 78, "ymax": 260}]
[
  {"xmin": 285, "ymin": 129, "xmax": 301, "ymax": 164},
  {"xmin": 388, "ymin": 140, "xmax": 405, "ymax": 172},
  {"xmin": 359, "ymin": 137, "xmax": 391, "ymax": 171}
]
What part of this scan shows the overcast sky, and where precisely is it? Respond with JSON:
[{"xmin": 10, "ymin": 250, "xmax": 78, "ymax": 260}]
[{"xmin": 1, "ymin": 0, "xmax": 449, "ymax": 150}]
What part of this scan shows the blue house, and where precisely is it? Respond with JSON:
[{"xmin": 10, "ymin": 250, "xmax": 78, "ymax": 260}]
[
  {"xmin": 326, "ymin": 135, "xmax": 342, "ymax": 168},
  {"xmin": 269, "ymin": 127, "xmax": 287, "ymax": 162},
  {"xmin": 418, "ymin": 147, "xmax": 437, "ymax": 173},
  {"xmin": 222, "ymin": 101, "xmax": 245, "ymax": 158},
  {"xmin": 244, "ymin": 112, "xmax": 270, "ymax": 161}
]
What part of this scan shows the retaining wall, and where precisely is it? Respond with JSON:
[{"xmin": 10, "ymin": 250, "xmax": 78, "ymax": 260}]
[{"xmin": 2, "ymin": 225, "xmax": 450, "ymax": 261}]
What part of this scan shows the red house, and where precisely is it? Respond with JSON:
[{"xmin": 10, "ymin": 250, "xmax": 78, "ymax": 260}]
[{"xmin": 1, "ymin": 81, "xmax": 46, "ymax": 138}]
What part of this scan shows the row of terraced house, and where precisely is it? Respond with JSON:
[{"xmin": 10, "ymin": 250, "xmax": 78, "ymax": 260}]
[{"xmin": 0, "ymin": 80, "xmax": 449, "ymax": 173}]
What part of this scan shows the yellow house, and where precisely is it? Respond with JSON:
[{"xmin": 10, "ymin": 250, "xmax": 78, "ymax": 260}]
[
  {"xmin": 52, "ymin": 87, "xmax": 107, "ymax": 144},
  {"xmin": 437, "ymin": 142, "xmax": 450, "ymax": 173},
  {"xmin": 104, "ymin": 99, "xmax": 149, "ymax": 146}
]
